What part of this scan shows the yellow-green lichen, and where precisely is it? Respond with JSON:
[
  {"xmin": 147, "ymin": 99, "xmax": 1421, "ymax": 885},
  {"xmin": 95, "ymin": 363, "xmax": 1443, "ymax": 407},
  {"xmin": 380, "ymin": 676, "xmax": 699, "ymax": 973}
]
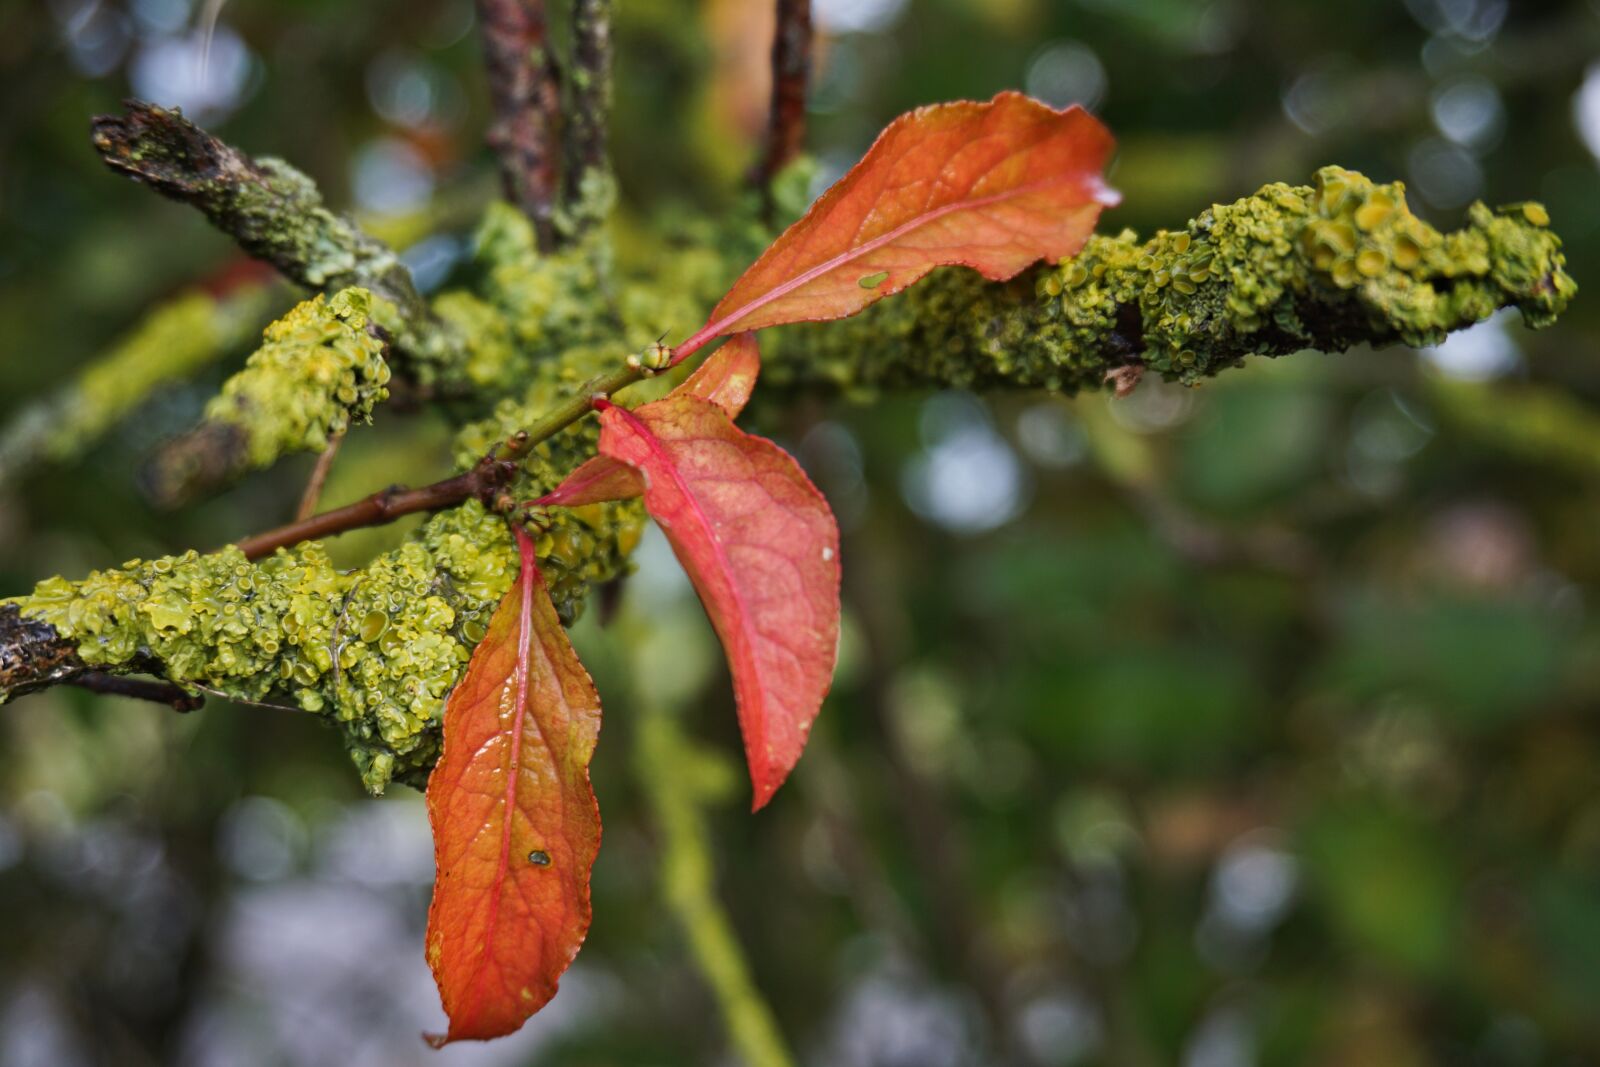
[
  {"xmin": 205, "ymin": 288, "xmax": 391, "ymax": 467},
  {"xmin": 4, "ymin": 485, "xmax": 639, "ymax": 794},
  {"xmin": 764, "ymin": 167, "xmax": 1575, "ymax": 394}
]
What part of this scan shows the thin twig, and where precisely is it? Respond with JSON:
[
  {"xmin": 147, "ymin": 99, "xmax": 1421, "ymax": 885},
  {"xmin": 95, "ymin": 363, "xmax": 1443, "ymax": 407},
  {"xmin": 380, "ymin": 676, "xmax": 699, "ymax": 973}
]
[
  {"xmin": 67, "ymin": 672, "xmax": 204, "ymax": 712},
  {"xmin": 234, "ymin": 357, "xmax": 644, "ymax": 560},
  {"xmin": 564, "ymin": 0, "xmax": 614, "ymax": 232},
  {"xmin": 754, "ymin": 0, "xmax": 812, "ymax": 200},
  {"xmin": 296, "ymin": 432, "xmax": 344, "ymax": 521},
  {"xmin": 475, "ymin": 0, "xmax": 563, "ymax": 250},
  {"xmin": 237, "ymin": 452, "xmax": 519, "ymax": 561}
]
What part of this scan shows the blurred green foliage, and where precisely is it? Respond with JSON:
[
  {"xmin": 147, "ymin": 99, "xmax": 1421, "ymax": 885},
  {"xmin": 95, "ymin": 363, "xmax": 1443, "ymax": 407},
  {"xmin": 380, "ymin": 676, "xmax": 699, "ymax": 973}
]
[{"xmin": 2, "ymin": 0, "xmax": 1599, "ymax": 1065}]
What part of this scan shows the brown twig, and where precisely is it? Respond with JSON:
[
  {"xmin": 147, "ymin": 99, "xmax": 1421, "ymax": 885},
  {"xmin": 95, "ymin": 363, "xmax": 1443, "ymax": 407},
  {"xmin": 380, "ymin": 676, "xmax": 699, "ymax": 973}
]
[
  {"xmin": 564, "ymin": 0, "xmax": 614, "ymax": 230},
  {"xmin": 67, "ymin": 672, "xmax": 204, "ymax": 712},
  {"xmin": 234, "ymin": 355, "xmax": 647, "ymax": 559},
  {"xmin": 296, "ymin": 432, "xmax": 344, "ymax": 521},
  {"xmin": 236, "ymin": 449, "xmax": 521, "ymax": 561},
  {"xmin": 475, "ymin": 0, "xmax": 564, "ymax": 250},
  {"xmin": 754, "ymin": 0, "xmax": 812, "ymax": 199}
]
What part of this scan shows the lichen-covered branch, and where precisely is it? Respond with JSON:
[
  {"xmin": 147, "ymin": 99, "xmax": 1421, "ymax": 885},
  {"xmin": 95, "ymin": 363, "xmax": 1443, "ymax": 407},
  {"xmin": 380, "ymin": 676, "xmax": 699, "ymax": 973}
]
[
  {"xmin": 90, "ymin": 101, "xmax": 456, "ymax": 377},
  {"xmin": 754, "ymin": 0, "xmax": 812, "ymax": 198},
  {"xmin": 0, "ymin": 167, "xmax": 1574, "ymax": 798},
  {"xmin": 764, "ymin": 167, "xmax": 1575, "ymax": 395},
  {"xmin": 476, "ymin": 0, "xmax": 563, "ymax": 250},
  {"xmin": 142, "ymin": 289, "xmax": 393, "ymax": 507},
  {"xmin": 0, "ymin": 285, "xmax": 272, "ymax": 487},
  {"xmin": 562, "ymin": 0, "xmax": 616, "ymax": 239}
]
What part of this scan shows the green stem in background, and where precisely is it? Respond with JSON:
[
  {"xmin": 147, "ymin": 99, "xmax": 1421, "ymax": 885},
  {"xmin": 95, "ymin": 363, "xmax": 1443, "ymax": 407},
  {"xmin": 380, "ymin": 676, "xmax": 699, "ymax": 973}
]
[{"xmin": 636, "ymin": 709, "xmax": 795, "ymax": 1067}]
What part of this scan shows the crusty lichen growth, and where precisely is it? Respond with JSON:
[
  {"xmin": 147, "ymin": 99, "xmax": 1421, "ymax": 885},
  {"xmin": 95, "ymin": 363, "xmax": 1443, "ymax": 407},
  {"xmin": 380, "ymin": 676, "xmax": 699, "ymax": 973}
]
[
  {"xmin": 210, "ymin": 289, "xmax": 391, "ymax": 465},
  {"xmin": 142, "ymin": 289, "xmax": 395, "ymax": 507},
  {"xmin": 4, "ymin": 266, "xmax": 647, "ymax": 793},
  {"xmin": 2, "ymin": 164, "xmax": 1575, "ymax": 796},
  {"xmin": 5, "ymin": 489, "xmax": 640, "ymax": 794},
  {"xmin": 764, "ymin": 167, "xmax": 1575, "ymax": 394}
]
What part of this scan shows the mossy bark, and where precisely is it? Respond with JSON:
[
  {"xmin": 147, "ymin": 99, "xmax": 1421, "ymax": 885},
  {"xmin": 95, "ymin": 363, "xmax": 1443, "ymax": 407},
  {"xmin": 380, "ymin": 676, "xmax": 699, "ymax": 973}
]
[{"xmin": 0, "ymin": 167, "xmax": 1576, "ymax": 795}]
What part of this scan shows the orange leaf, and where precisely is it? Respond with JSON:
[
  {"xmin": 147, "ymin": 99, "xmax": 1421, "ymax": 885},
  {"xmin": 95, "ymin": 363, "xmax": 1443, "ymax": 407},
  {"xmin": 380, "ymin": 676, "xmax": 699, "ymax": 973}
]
[
  {"xmin": 679, "ymin": 331, "xmax": 762, "ymax": 416},
  {"xmin": 535, "ymin": 334, "xmax": 763, "ymax": 509},
  {"xmin": 594, "ymin": 393, "xmax": 840, "ymax": 809},
  {"xmin": 423, "ymin": 525, "xmax": 602, "ymax": 1045},
  {"xmin": 674, "ymin": 91, "xmax": 1117, "ymax": 360}
]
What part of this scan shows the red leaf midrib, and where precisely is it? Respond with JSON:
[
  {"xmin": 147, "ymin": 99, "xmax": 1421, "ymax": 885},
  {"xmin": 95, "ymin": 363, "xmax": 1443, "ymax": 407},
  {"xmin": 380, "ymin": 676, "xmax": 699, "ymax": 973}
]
[
  {"xmin": 681, "ymin": 171, "xmax": 1096, "ymax": 355},
  {"xmin": 604, "ymin": 401, "xmax": 774, "ymax": 759}
]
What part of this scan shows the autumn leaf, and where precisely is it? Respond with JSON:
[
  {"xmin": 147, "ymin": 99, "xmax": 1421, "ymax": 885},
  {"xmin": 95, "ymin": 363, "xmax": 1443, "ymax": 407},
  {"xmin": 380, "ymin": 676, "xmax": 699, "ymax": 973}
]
[
  {"xmin": 536, "ymin": 333, "xmax": 763, "ymax": 509},
  {"xmin": 678, "ymin": 331, "xmax": 762, "ymax": 416},
  {"xmin": 593, "ymin": 393, "xmax": 840, "ymax": 809},
  {"xmin": 672, "ymin": 90, "xmax": 1117, "ymax": 361},
  {"xmin": 423, "ymin": 524, "xmax": 603, "ymax": 1045}
]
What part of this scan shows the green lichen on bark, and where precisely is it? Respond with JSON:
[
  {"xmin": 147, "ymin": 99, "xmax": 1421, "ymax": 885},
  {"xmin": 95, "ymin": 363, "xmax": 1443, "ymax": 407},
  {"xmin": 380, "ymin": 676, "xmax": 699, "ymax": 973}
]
[
  {"xmin": 4, "ymin": 488, "xmax": 640, "ymax": 794},
  {"xmin": 1, "ymin": 163, "xmax": 1576, "ymax": 796},
  {"xmin": 90, "ymin": 101, "xmax": 456, "ymax": 377},
  {"xmin": 207, "ymin": 288, "xmax": 392, "ymax": 467},
  {"xmin": 3, "ymin": 263, "xmax": 647, "ymax": 792},
  {"xmin": 764, "ymin": 166, "xmax": 1575, "ymax": 394},
  {"xmin": 143, "ymin": 289, "xmax": 394, "ymax": 506}
]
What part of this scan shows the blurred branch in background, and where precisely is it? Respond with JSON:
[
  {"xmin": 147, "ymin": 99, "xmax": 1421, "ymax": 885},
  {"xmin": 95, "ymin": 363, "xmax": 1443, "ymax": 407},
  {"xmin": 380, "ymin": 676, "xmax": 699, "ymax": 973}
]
[
  {"xmin": 754, "ymin": 0, "xmax": 812, "ymax": 203},
  {"xmin": 0, "ymin": 283, "xmax": 274, "ymax": 489},
  {"xmin": 475, "ymin": 0, "xmax": 564, "ymax": 250},
  {"xmin": 563, "ymin": 0, "xmax": 616, "ymax": 239},
  {"xmin": 635, "ymin": 707, "xmax": 795, "ymax": 1067}
]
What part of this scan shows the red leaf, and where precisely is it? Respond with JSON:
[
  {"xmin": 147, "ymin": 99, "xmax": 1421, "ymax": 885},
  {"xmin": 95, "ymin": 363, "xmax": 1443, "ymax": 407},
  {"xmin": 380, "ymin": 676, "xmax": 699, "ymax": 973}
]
[
  {"xmin": 535, "ymin": 334, "xmax": 763, "ymax": 509},
  {"xmin": 534, "ymin": 453, "xmax": 644, "ymax": 509},
  {"xmin": 423, "ymin": 524, "xmax": 602, "ymax": 1045},
  {"xmin": 674, "ymin": 91, "xmax": 1117, "ymax": 361},
  {"xmin": 678, "ymin": 331, "xmax": 761, "ymax": 416},
  {"xmin": 593, "ymin": 393, "xmax": 840, "ymax": 809}
]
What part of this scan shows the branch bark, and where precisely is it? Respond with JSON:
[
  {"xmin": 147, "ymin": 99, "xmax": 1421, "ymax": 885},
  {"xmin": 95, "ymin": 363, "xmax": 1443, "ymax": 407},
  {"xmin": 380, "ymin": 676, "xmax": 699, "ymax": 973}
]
[
  {"xmin": 754, "ymin": 0, "xmax": 812, "ymax": 197},
  {"xmin": 67, "ymin": 672, "xmax": 204, "ymax": 712},
  {"xmin": 563, "ymin": 0, "xmax": 615, "ymax": 237},
  {"xmin": 476, "ymin": 0, "xmax": 564, "ymax": 250},
  {"xmin": 90, "ymin": 101, "xmax": 448, "ymax": 371},
  {"xmin": 234, "ymin": 448, "xmax": 523, "ymax": 562},
  {"xmin": 1, "ymin": 169, "xmax": 1574, "ymax": 771}
]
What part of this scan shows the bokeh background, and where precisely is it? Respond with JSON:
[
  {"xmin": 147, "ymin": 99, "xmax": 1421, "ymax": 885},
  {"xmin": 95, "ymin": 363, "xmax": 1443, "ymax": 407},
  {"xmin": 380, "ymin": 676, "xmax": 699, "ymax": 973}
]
[{"xmin": 3, "ymin": 0, "xmax": 1600, "ymax": 1064}]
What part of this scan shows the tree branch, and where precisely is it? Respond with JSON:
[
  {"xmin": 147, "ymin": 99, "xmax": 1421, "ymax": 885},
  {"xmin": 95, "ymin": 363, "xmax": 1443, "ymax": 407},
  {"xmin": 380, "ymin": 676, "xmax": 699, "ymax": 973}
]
[
  {"xmin": 296, "ymin": 432, "xmax": 345, "ymax": 521},
  {"xmin": 763, "ymin": 169, "xmax": 1575, "ymax": 396},
  {"xmin": 90, "ymin": 101, "xmax": 449, "ymax": 373},
  {"xmin": 67, "ymin": 672, "xmax": 204, "ymax": 712},
  {"xmin": 754, "ymin": 0, "xmax": 812, "ymax": 197},
  {"xmin": 476, "ymin": 0, "xmax": 564, "ymax": 250},
  {"xmin": 0, "ymin": 285, "xmax": 272, "ymax": 489},
  {"xmin": 563, "ymin": 0, "xmax": 614, "ymax": 236},
  {"xmin": 0, "ymin": 168, "xmax": 1573, "ymax": 790},
  {"xmin": 235, "ymin": 447, "xmax": 522, "ymax": 562},
  {"xmin": 636, "ymin": 709, "xmax": 795, "ymax": 1067}
]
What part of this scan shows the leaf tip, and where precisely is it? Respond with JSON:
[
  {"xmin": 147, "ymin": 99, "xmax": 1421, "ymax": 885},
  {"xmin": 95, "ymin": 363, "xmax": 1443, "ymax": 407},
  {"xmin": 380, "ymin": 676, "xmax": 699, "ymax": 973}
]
[{"xmin": 423, "ymin": 1030, "xmax": 451, "ymax": 1050}]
